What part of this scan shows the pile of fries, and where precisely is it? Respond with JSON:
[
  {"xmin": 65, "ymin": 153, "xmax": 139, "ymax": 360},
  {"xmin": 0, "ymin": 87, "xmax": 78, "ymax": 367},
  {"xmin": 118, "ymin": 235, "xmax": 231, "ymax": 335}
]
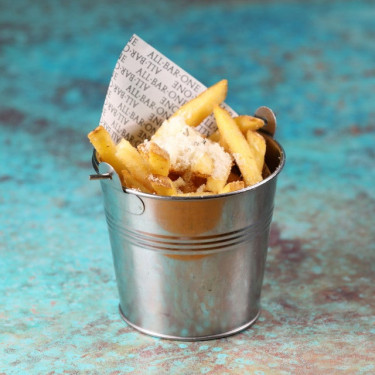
[{"xmin": 88, "ymin": 80, "xmax": 269, "ymax": 196}]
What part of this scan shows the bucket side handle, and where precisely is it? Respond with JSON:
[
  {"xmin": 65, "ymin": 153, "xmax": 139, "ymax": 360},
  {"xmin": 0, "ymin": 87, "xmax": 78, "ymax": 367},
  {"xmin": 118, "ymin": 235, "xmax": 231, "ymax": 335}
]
[
  {"xmin": 90, "ymin": 157, "xmax": 124, "ymax": 191},
  {"xmin": 89, "ymin": 172, "xmax": 112, "ymax": 180},
  {"xmin": 254, "ymin": 106, "xmax": 277, "ymax": 137}
]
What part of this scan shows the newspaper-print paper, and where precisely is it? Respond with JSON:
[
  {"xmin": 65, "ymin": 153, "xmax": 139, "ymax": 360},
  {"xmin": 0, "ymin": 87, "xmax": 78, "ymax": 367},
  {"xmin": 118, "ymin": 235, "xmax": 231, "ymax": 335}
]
[{"xmin": 100, "ymin": 34, "xmax": 236, "ymax": 146}]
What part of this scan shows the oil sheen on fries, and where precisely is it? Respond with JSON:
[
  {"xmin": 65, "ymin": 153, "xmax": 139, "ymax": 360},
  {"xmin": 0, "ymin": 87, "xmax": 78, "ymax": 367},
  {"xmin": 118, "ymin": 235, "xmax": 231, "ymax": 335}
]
[{"xmin": 88, "ymin": 79, "xmax": 268, "ymax": 196}]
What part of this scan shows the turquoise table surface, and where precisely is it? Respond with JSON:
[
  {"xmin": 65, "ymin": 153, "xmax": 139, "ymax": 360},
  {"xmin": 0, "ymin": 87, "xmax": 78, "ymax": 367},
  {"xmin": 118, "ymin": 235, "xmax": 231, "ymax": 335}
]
[{"xmin": 1, "ymin": 0, "xmax": 375, "ymax": 374}]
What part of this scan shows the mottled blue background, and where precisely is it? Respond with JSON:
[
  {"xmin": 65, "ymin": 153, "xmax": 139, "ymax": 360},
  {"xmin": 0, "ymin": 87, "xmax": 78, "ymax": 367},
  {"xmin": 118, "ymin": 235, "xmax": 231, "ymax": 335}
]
[{"xmin": 1, "ymin": 0, "xmax": 374, "ymax": 374}]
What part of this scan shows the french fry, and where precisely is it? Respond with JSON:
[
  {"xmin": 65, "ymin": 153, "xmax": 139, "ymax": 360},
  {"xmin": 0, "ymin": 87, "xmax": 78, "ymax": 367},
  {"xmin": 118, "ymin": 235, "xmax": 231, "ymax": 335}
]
[
  {"xmin": 208, "ymin": 130, "xmax": 230, "ymax": 152},
  {"xmin": 172, "ymin": 176, "xmax": 186, "ymax": 190},
  {"xmin": 88, "ymin": 126, "xmax": 126, "ymax": 175},
  {"xmin": 213, "ymin": 106, "xmax": 262, "ymax": 186},
  {"xmin": 234, "ymin": 115, "xmax": 264, "ymax": 134},
  {"xmin": 116, "ymin": 139, "xmax": 154, "ymax": 192},
  {"xmin": 169, "ymin": 79, "xmax": 228, "ymax": 127},
  {"xmin": 208, "ymin": 130, "xmax": 220, "ymax": 143},
  {"xmin": 122, "ymin": 168, "xmax": 153, "ymax": 193},
  {"xmin": 138, "ymin": 141, "xmax": 171, "ymax": 177},
  {"xmin": 206, "ymin": 176, "xmax": 228, "ymax": 194},
  {"xmin": 149, "ymin": 174, "xmax": 177, "ymax": 196},
  {"xmin": 191, "ymin": 153, "xmax": 214, "ymax": 177},
  {"xmin": 178, "ymin": 170, "xmax": 199, "ymax": 193},
  {"xmin": 246, "ymin": 130, "xmax": 266, "ymax": 174},
  {"xmin": 220, "ymin": 181, "xmax": 245, "ymax": 194}
]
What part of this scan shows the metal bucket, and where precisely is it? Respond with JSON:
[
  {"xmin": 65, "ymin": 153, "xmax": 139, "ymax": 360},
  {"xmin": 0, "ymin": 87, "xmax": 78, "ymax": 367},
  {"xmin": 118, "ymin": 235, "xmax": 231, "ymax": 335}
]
[{"xmin": 91, "ymin": 110, "xmax": 285, "ymax": 341}]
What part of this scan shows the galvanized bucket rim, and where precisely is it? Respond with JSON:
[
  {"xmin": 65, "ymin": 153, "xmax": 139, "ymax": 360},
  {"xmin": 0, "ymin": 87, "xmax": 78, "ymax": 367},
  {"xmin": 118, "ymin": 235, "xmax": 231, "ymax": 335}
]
[{"xmin": 91, "ymin": 134, "xmax": 285, "ymax": 201}]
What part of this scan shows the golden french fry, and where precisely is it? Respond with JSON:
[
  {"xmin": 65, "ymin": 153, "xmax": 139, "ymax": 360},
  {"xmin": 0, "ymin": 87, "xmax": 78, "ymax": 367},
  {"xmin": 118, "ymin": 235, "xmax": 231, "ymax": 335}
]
[
  {"xmin": 138, "ymin": 141, "xmax": 171, "ymax": 177},
  {"xmin": 171, "ymin": 176, "xmax": 186, "ymax": 191},
  {"xmin": 191, "ymin": 153, "xmax": 214, "ymax": 177},
  {"xmin": 122, "ymin": 168, "xmax": 153, "ymax": 193},
  {"xmin": 214, "ymin": 106, "xmax": 262, "ymax": 186},
  {"xmin": 137, "ymin": 143, "xmax": 148, "ymax": 160},
  {"xmin": 116, "ymin": 139, "xmax": 154, "ymax": 192},
  {"xmin": 208, "ymin": 130, "xmax": 230, "ymax": 152},
  {"xmin": 234, "ymin": 115, "xmax": 264, "ymax": 134},
  {"xmin": 176, "ymin": 170, "xmax": 199, "ymax": 193},
  {"xmin": 149, "ymin": 174, "xmax": 177, "ymax": 196},
  {"xmin": 220, "ymin": 180, "xmax": 245, "ymax": 194},
  {"xmin": 169, "ymin": 79, "xmax": 228, "ymax": 127},
  {"xmin": 87, "ymin": 126, "xmax": 126, "ymax": 175},
  {"xmin": 246, "ymin": 130, "xmax": 266, "ymax": 174},
  {"xmin": 218, "ymin": 136, "xmax": 230, "ymax": 153},
  {"xmin": 208, "ymin": 130, "xmax": 220, "ymax": 143},
  {"xmin": 205, "ymin": 175, "xmax": 228, "ymax": 194}
]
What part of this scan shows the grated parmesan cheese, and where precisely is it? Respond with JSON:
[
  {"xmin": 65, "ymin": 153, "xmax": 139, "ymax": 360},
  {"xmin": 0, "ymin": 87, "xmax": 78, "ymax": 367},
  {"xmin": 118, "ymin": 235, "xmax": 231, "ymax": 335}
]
[{"xmin": 150, "ymin": 116, "xmax": 232, "ymax": 180}]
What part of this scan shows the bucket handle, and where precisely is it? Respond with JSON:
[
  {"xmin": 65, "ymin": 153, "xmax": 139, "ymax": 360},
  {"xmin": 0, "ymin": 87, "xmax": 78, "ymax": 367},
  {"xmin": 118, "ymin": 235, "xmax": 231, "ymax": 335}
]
[
  {"xmin": 89, "ymin": 158, "xmax": 122, "ymax": 188},
  {"xmin": 89, "ymin": 172, "xmax": 112, "ymax": 180},
  {"xmin": 89, "ymin": 152, "xmax": 117, "ymax": 182},
  {"xmin": 254, "ymin": 106, "xmax": 277, "ymax": 137}
]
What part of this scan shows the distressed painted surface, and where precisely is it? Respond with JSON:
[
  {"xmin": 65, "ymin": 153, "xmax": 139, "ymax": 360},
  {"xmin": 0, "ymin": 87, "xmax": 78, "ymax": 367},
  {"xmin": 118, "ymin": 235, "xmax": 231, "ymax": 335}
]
[{"xmin": 1, "ymin": 0, "xmax": 374, "ymax": 374}]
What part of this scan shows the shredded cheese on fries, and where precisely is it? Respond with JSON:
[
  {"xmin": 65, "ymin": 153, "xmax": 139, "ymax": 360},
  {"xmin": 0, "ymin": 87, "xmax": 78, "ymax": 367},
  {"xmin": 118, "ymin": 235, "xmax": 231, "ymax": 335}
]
[
  {"xmin": 88, "ymin": 79, "xmax": 267, "ymax": 196},
  {"xmin": 149, "ymin": 116, "xmax": 232, "ymax": 180}
]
